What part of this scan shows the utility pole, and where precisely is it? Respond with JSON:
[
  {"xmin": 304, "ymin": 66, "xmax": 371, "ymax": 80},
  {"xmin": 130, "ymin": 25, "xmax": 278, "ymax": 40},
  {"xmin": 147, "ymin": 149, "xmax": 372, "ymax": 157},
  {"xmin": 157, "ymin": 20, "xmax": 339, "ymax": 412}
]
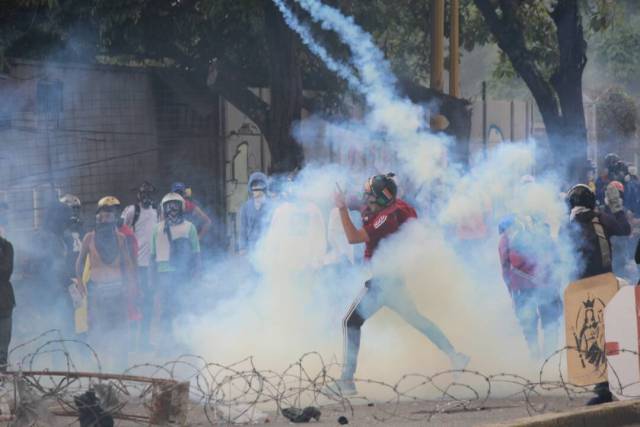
[
  {"xmin": 482, "ymin": 81, "xmax": 487, "ymax": 157},
  {"xmin": 430, "ymin": 0, "xmax": 447, "ymax": 130},
  {"xmin": 449, "ymin": 0, "xmax": 460, "ymax": 98}
]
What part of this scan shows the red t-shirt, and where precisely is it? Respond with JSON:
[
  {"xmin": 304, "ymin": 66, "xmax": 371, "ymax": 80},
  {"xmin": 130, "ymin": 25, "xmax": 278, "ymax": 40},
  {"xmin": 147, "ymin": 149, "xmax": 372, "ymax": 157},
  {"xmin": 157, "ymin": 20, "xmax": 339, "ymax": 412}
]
[{"xmin": 362, "ymin": 199, "xmax": 417, "ymax": 259}]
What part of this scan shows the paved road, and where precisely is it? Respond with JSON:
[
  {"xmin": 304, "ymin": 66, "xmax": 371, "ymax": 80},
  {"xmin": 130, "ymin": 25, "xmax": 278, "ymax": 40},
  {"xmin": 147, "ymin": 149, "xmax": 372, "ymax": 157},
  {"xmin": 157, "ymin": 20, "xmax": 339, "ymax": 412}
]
[
  {"xmin": 37, "ymin": 395, "xmax": 597, "ymax": 426},
  {"xmin": 178, "ymin": 395, "xmax": 591, "ymax": 426}
]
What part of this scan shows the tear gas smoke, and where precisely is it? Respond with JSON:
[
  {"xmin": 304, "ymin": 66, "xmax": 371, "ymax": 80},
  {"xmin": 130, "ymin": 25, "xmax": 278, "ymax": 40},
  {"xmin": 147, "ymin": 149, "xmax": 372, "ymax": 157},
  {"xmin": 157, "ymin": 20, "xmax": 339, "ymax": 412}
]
[
  {"xmin": 177, "ymin": 0, "xmax": 577, "ymax": 400},
  {"xmin": 1, "ymin": 0, "xmax": 580, "ymax": 401}
]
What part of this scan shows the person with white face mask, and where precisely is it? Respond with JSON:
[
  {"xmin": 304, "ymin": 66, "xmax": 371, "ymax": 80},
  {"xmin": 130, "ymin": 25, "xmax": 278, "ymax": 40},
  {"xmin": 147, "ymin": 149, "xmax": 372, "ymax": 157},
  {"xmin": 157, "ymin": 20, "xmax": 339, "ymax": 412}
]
[{"xmin": 239, "ymin": 172, "xmax": 272, "ymax": 254}]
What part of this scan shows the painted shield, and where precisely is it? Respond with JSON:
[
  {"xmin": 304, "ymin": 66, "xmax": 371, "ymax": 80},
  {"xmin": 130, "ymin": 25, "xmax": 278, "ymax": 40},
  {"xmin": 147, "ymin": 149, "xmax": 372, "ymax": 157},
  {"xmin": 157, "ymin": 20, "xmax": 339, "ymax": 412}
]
[
  {"xmin": 604, "ymin": 285, "xmax": 640, "ymax": 399},
  {"xmin": 564, "ymin": 272, "xmax": 619, "ymax": 386}
]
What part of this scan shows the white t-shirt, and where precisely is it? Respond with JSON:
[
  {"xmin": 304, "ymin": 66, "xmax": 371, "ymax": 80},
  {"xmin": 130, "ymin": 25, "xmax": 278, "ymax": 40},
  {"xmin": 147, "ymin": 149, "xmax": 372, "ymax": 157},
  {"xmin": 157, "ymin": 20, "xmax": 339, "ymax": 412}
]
[
  {"xmin": 261, "ymin": 201, "xmax": 326, "ymax": 271},
  {"xmin": 122, "ymin": 204, "xmax": 158, "ymax": 267}
]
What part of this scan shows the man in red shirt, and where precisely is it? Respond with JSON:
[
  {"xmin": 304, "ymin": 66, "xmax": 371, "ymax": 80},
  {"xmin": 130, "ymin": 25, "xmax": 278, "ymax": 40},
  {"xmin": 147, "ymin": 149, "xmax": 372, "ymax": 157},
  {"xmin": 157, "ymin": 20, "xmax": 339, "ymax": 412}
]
[{"xmin": 331, "ymin": 174, "xmax": 469, "ymax": 396}]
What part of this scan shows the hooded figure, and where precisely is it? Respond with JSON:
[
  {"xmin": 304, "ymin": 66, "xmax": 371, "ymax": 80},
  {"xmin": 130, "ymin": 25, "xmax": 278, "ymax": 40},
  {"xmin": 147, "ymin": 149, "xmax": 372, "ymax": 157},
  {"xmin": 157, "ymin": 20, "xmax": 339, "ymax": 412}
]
[
  {"xmin": 563, "ymin": 183, "xmax": 630, "ymax": 406},
  {"xmin": 239, "ymin": 172, "xmax": 271, "ymax": 253}
]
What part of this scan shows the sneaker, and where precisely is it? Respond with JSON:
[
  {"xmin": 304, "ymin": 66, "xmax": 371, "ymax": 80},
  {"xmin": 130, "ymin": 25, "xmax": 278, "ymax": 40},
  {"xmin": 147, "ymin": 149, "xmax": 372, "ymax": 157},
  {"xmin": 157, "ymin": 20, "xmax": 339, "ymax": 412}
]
[
  {"xmin": 324, "ymin": 379, "xmax": 358, "ymax": 397},
  {"xmin": 450, "ymin": 352, "xmax": 470, "ymax": 371},
  {"xmin": 586, "ymin": 391, "xmax": 613, "ymax": 406}
]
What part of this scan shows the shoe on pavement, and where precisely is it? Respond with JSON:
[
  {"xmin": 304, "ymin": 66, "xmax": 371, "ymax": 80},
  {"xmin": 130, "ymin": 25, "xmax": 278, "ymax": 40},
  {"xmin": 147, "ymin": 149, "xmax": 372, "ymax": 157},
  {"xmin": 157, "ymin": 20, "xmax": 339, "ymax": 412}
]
[
  {"xmin": 324, "ymin": 379, "xmax": 358, "ymax": 397},
  {"xmin": 586, "ymin": 390, "xmax": 613, "ymax": 406},
  {"xmin": 450, "ymin": 352, "xmax": 470, "ymax": 371}
]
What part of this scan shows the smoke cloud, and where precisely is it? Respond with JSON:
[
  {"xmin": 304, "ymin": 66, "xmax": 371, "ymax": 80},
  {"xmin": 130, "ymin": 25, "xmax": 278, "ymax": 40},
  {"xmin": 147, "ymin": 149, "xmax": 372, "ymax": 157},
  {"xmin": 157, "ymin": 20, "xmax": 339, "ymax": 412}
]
[
  {"xmin": 172, "ymin": 0, "xmax": 577, "ymax": 401},
  {"xmin": 3, "ymin": 0, "xmax": 581, "ymax": 404}
]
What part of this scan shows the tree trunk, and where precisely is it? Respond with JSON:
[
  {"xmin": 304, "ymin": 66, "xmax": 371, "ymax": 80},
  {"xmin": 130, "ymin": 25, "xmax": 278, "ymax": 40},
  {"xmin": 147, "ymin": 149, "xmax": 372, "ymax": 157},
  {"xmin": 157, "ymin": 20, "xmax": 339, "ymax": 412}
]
[
  {"xmin": 264, "ymin": 0, "xmax": 304, "ymax": 174},
  {"xmin": 549, "ymin": 0, "xmax": 587, "ymax": 172},
  {"xmin": 473, "ymin": 0, "xmax": 588, "ymax": 179}
]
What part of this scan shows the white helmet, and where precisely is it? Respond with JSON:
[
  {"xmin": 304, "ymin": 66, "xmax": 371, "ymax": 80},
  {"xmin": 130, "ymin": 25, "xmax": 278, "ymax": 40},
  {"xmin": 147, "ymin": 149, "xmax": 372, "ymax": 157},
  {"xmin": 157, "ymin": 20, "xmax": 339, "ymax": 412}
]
[
  {"xmin": 161, "ymin": 192, "xmax": 185, "ymax": 210},
  {"xmin": 59, "ymin": 194, "xmax": 81, "ymax": 208}
]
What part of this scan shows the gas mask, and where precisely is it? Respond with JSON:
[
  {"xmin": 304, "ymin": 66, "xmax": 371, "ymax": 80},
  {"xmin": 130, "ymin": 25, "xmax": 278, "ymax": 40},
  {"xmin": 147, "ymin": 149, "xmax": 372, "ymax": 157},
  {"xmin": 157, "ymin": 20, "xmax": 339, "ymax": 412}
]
[
  {"xmin": 139, "ymin": 191, "xmax": 154, "ymax": 208},
  {"xmin": 70, "ymin": 206, "xmax": 82, "ymax": 225},
  {"xmin": 163, "ymin": 201, "xmax": 183, "ymax": 225}
]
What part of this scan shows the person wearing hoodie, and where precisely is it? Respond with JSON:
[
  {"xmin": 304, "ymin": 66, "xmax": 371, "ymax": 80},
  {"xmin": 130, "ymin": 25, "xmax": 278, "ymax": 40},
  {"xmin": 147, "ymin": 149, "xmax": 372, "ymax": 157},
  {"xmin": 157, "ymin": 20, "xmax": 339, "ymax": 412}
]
[
  {"xmin": 565, "ymin": 183, "xmax": 630, "ymax": 405},
  {"xmin": 239, "ymin": 172, "xmax": 271, "ymax": 254}
]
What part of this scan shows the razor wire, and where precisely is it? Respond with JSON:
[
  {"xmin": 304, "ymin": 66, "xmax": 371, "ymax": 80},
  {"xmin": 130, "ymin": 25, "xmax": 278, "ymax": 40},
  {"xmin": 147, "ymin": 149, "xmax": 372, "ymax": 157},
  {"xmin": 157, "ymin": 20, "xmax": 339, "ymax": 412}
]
[{"xmin": 0, "ymin": 330, "xmax": 637, "ymax": 425}]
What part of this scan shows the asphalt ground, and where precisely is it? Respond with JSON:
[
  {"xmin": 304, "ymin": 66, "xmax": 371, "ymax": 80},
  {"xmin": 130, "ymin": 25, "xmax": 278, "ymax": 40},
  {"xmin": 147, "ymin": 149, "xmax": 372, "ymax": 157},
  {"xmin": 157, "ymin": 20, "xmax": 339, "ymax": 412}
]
[{"xmin": 32, "ymin": 395, "xmax": 592, "ymax": 426}]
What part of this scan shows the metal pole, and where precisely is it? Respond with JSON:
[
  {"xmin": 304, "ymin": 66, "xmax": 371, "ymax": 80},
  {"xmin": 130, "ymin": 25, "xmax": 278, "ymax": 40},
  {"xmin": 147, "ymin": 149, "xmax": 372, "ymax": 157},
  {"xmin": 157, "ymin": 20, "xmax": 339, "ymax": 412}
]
[
  {"xmin": 482, "ymin": 81, "xmax": 487, "ymax": 157},
  {"xmin": 525, "ymin": 101, "xmax": 530, "ymax": 141},
  {"xmin": 430, "ymin": 0, "xmax": 446, "ymax": 130},
  {"xmin": 430, "ymin": 0, "xmax": 445, "ymax": 92},
  {"xmin": 449, "ymin": 0, "xmax": 460, "ymax": 98},
  {"xmin": 510, "ymin": 100, "xmax": 515, "ymax": 142}
]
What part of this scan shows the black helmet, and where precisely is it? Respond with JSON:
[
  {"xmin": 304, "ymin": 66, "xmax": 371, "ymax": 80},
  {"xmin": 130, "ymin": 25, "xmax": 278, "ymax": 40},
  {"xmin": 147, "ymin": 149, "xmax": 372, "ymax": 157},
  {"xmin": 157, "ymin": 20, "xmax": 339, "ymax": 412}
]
[
  {"xmin": 567, "ymin": 184, "xmax": 596, "ymax": 210},
  {"xmin": 138, "ymin": 181, "xmax": 156, "ymax": 207},
  {"xmin": 364, "ymin": 173, "xmax": 397, "ymax": 207},
  {"xmin": 605, "ymin": 153, "xmax": 620, "ymax": 170},
  {"xmin": 139, "ymin": 181, "xmax": 156, "ymax": 194},
  {"xmin": 610, "ymin": 160, "xmax": 629, "ymax": 182}
]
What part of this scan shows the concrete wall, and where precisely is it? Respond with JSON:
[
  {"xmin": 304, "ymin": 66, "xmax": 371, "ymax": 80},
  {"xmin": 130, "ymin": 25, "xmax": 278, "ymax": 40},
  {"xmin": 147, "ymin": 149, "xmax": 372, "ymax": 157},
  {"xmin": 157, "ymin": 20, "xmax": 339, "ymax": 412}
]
[
  {"xmin": 468, "ymin": 99, "xmax": 534, "ymax": 163},
  {"xmin": 0, "ymin": 60, "xmax": 160, "ymax": 230},
  {"xmin": 0, "ymin": 60, "xmax": 224, "ymax": 237}
]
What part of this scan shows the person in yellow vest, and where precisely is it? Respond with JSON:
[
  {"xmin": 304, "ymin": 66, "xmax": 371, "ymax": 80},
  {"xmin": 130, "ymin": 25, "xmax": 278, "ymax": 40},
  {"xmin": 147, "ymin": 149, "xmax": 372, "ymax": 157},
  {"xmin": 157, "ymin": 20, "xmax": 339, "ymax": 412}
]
[{"xmin": 76, "ymin": 196, "xmax": 136, "ymax": 367}]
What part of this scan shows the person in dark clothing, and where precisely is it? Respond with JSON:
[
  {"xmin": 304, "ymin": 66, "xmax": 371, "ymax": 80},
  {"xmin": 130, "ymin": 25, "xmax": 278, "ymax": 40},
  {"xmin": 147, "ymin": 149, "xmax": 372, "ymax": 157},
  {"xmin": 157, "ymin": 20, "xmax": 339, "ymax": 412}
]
[
  {"xmin": 568, "ymin": 183, "xmax": 630, "ymax": 278},
  {"xmin": 59, "ymin": 194, "xmax": 85, "ymax": 284},
  {"xmin": 595, "ymin": 153, "xmax": 622, "ymax": 206},
  {"xmin": 0, "ymin": 235, "xmax": 14, "ymax": 371},
  {"xmin": 624, "ymin": 166, "xmax": 640, "ymax": 217},
  {"xmin": 0, "ymin": 202, "xmax": 9, "ymax": 238},
  {"xmin": 565, "ymin": 183, "xmax": 630, "ymax": 405}
]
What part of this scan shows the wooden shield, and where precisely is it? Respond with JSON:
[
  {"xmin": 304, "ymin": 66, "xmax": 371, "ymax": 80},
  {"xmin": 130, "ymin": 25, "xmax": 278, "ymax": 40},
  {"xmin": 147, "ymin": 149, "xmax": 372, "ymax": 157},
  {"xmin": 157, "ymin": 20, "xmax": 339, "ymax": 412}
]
[
  {"xmin": 605, "ymin": 285, "xmax": 640, "ymax": 399},
  {"xmin": 564, "ymin": 272, "xmax": 619, "ymax": 386}
]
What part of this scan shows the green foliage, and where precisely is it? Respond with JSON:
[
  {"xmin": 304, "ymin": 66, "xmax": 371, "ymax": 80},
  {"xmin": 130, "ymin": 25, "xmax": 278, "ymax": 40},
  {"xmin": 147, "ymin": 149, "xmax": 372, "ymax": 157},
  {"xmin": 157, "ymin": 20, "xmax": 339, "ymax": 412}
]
[
  {"xmin": 589, "ymin": 3, "xmax": 640, "ymax": 92},
  {"xmin": 596, "ymin": 86, "xmax": 638, "ymax": 142},
  {"xmin": 480, "ymin": 0, "xmax": 620, "ymax": 98}
]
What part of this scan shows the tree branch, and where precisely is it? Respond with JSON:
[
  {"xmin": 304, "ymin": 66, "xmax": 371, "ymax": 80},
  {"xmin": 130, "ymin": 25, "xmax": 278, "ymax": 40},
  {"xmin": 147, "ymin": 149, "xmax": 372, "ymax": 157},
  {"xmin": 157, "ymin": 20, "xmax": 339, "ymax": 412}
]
[{"xmin": 473, "ymin": 0, "xmax": 561, "ymax": 123}]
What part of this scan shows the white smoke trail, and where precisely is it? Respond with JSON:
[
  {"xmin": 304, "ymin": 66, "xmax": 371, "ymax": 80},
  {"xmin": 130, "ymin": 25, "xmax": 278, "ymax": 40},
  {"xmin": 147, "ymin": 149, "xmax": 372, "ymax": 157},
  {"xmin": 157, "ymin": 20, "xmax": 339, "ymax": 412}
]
[
  {"xmin": 271, "ymin": 0, "xmax": 362, "ymax": 89},
  {"xmin": 274, "ymin": 0, "xmax": 447, "ymax": 189}
]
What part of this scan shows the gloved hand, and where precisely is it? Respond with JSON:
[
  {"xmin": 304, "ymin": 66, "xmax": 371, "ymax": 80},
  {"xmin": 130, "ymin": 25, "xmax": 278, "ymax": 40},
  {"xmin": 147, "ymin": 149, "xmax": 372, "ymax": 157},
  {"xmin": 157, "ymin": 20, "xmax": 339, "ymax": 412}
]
[{"xmin": 605, "ymin": 183, "xmax": 624, "ymax": 213}]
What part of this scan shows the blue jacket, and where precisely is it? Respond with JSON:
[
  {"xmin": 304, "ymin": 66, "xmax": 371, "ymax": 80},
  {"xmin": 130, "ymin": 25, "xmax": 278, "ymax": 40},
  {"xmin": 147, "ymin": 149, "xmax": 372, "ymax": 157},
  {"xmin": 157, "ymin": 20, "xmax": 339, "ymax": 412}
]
[{"xmin": 239, "ymin": 172, "xmax": 271, "ymax": 251}]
